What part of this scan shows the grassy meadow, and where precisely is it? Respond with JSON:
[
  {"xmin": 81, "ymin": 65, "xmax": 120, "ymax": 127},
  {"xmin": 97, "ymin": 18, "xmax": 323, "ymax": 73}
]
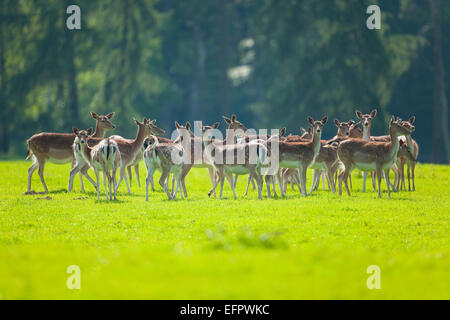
[{"xmin": 0, "ymin": 161, "xmax": 449, "ymax": 299}]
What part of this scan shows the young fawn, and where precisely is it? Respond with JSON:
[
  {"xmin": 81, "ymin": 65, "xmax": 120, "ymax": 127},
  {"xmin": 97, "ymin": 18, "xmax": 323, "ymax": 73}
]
[
  {"xmin": 277, "ymin": 117, "xmax": 328, "ymax": 197},
  {"xmin": 114, "ymin": 118, "xmax": 165, "ymax": 194},
  {"xmin": 26, "ymin": 112, "xmax": 115, "ymax": 194},
  {"xmin": 337, "ymin": 116, "xmax": 414, "ymax": 198},
  {"xmin": 72, "ymin": 128, "xmax": 121, "ymax": 200},
  {"xmin": 144, "ymin": 135, "xmax": 186, "ymax": 200},
  {"xmin": 201, "ymin": 122, "xmax": 269, "ymax": 200}
]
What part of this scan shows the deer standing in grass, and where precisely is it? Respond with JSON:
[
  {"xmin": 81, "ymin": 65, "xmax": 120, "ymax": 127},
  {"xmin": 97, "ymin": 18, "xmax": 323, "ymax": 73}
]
[
  {"xmin": 144, "ymin": 135, "xmax": 186, "ymax": 200},
  {"xmin": 72, "ymin": 128, "xmax": 121, "ymax": 200},
  {"xmin": 277, "ymin": 117, "xmax": 328, "ymax": 197},
  {"xmin": 26, "ymin": 112, "xmax": 115, "ymax": 194},
  {"xmin": 356, "ymin": 109, "xmax": 378, "ymax": 192},
  {"xmin": 337, "ymin": 116, "xmax": 414, "ymax": 198},
  {"xmin": 201, "ymin": 122, "xmax": 269, "ymax": 200},
  {"xmin": 113, "ymin": 118, "xmax": 165, "ymax": 194}
]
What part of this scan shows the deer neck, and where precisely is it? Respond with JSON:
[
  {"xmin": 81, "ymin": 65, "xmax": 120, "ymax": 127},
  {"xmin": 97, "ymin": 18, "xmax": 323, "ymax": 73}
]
[
  {"xmin": 405, "ymin": 135, "xmax": 415, "ymax": 157},
  {"xmin": 82, "ymin": 142, "xmax": 94, "ymax": 163},
  {"xmin": 387, "ymin": 128, "xmax": 401, "ymax": 162},
  {"xmin": 362, "ymin": 126, "xmax": 370, "ymax": 140},
  {"xmin": 311, "ymin": 132, "xmax": 321, "ymax": 157},
  {"xmin": 92, "ymin": 122, "xmax": 105, "ymax": 138},
  {"xmin": 130, "ymin": 126, "xmax": 147, "ymax": 153}
]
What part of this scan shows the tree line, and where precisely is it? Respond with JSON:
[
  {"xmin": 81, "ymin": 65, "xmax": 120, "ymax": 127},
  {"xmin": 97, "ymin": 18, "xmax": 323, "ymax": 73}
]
[{"xmin": 0, "ymin": 0, "xmax": 449, "ymax": 163}]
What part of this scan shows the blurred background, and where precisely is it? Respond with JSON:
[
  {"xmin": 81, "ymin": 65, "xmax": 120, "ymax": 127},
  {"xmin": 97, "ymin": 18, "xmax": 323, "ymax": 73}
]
[{"xmin": 0, "ymin": 0, "xmax": 449, "ymax": 163}]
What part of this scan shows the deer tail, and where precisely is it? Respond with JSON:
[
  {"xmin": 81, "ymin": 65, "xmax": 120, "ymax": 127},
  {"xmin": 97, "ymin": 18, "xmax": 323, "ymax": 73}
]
[{"xmin": 25, "ymin": 140, "xmax": 32, "ymax": 160}]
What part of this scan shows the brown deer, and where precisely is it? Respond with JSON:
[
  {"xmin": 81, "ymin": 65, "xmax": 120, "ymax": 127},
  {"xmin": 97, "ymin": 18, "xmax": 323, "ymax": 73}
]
[
  {"xmin": 26, "ymin": 112, "xmax": 115, "ymax": 194},
  {"xmin": 113, "ymin": 118, "xmax": 165, "ymax": 194},
  {"xmin": 200, "ymin": 122, "xmax": 269, "ymax": 199},
  {"xmin": 72, "ymin": 128, "xmax": 121, "ymax": 200},
  {"xmin": 277, "ymin": 117, "xmax": 328, "ymax": 197},
  {"xmin": 337, "ymin": 116, "xmax": 414, "ymax": 198}
]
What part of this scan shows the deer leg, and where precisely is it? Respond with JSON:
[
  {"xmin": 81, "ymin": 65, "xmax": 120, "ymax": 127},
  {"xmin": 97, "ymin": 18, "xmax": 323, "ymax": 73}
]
[
  {"xmin": 206, "ymin": 167, "xmax": 216, "ymax": 197},
  {"xmin": 411, "ymin": 162, "xmax": 416, "ymax": 191},
  {"xmin": 384, "ymin": 169, "xmax": 391, "ymax": 198},
  {"xmin": 362, "ymin": 171, "xmax": 368, "ymax": 192},
  {"xmin": 264, "ymin": 175, "xmax": 271, "ymax": 198},
  {"xmin": 134, "ymin": 164, "xmax": 140, "ymax": 188},
  {"xmin": 102, "ymin": 170, "xmax": 108, "ymax": 200},
  {"xmin": 252, "ymin": 169, "xmax": 263, "ymax": 200},
  {"xmin": 309, "ymin": 170, "xmax": 317, "ymax": 195},
  {"xmin": 80, "ymin": 165, "xmax": 97, "ymax": 190},
  {"xmin": 321, "ymin": 171, "xmax": 326, "ymax": 190},
  {"xmin": 208, "ymin": 168, "xmax": 221, "ymax": 198},
  {"xmin": 233, "ymin": 174, "xmax": 238, "ymax": 189},
  {"xmin": 127, "ymin": 166, "xmax": 133, "ymax": 188},
  {"xmin": 299, "ymin": 166, "xmax": 307, "ymax": 197},
  {"xmin": 371, "ymin": 171, "xmax": 376, "ymax": 191},
  {"xmin": 244, "ymin": 173, "xmax": 252, "ymax": 197},
  {"xmin": 27, "ymin": 160, "xmax": 39, "ymax": 193},
  {"xmin": 68, "ymin": 164, "xmax": 81, "ymax": 193},
  {"xmin": 338, "ymin": 171, "xmax": 344, "ymax": 196},
  {"xmin": 218, "ymin": 170, "xmax": 225, "ymax": 200},
  {"xmin": 145, "ymin": 162, "xmax": 155, "ymax": 202},
  {"xmin": 124, "ymin": 169, "xmax": 131, "ymax": 194},
  {"xmin": 349, "ymin": 173, "xmax": 353, "ymax": 190},
  {"xmin": 115, "ymin": 165, "xmax": 127, "ymax": 194},
  {"xmin": 94, "ymin": 169, "xmax": 100, "ymax": 200},
  {"xmin": 225, "ymin": 172, "xmax": 237, "ymax": 200},
  {"xmin": 341, "ymin": 164, "xmax": 351, "ymax": 196},
  {"xmin": 327, "ymin": 167, "xmax": 336, "ymax": 193},
  {"xmin": 407, "ymin": 163, "xmax": 411, "ymax": 191},
  {"xmin": 37, "ymin": 158, "xmax": 49, "ymax": 193},
  {"xmin": 112, "ymin": 166, "xmax": 118, "ymax": 200},
  {"xmin": 376, "ymin": 168, "xmax": 382, "ymax": 198},
  {"xmin": 159, "ymin": 170, "xmax": 172, "ymax": 200}
]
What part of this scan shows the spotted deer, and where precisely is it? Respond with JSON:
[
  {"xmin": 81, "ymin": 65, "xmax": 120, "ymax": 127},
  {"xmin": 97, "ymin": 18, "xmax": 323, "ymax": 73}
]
[
  {"xmin": 276, "ymin": 117, "xmax": 327, "ymax": 197},
  {"xmin": 72, "ymin": 128, "xmax": 121, "ymax": 200},
  {"xmin": 113, "ymin": 118, "xmax": 165, "ymax": 194},
  {"xmin": 356, "ymin": 109, "xmax": 378, "ymax": 192},
  {"xmin": 200, "ymin": 122, "xmax": 269, "ymax": 199},
  {"xmin": 144, "ymin": 135, "xmax": 186, "ymax": 200},
  {"xmin": 26, "ymin": 112, "xmax": 115, "ymax": 194},
  {"xmin": 337, "ymin": 116, "xmax": 414, "ymax": 198}
]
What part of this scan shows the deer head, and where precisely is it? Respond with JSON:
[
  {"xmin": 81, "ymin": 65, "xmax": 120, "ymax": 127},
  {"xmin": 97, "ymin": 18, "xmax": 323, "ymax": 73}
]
[
  {"xmin": 91, "ymin": 112, "xmax": 116, "ymax": 130},
  {"xmin": 308, "ymin": 116, "xmax": 328, "ymax": 138},
  {"xmin": 73, "ymin": 127, "xmax": 93, "ymax": 145},
  {"xmin": 356, "ymin": 109, "xmax": 377, "ymax": 134}
]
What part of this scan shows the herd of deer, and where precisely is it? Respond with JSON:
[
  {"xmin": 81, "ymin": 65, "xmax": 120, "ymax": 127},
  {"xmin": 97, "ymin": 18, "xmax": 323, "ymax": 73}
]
[{"xmin": 25, "ymin": 109, "xmax": 418, "ymax": 201}]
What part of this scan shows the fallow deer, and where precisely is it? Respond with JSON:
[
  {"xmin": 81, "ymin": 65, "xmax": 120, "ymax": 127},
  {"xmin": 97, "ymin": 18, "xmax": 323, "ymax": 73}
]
[
  {"xmin": 144, "ymin": 135, "xmax": 185, "ymax": 200},
  {"xmin": 113, "ymin": 118, "xmax": 165, "ymax": 194},
  {"xmin": 337, "ymin": 116, "xmax": 414, "ymax": 198},
  {"xmin": 276, "ymin": 117, "xmax": 328, "ymax": 197},
  {"xmin": 72, "ymin": 128, "xmax": 121, "ymax": 200},
  {"xmin": 26, "ymin": 112, "xmax": 115, "ymax": 194},
  {"xmin": 200, "ymin": 122, "xmax": 269, "ymax": 200},
  {"xmin": 356, "ymin": 109, "xmax": 378, "ymax": 192}
]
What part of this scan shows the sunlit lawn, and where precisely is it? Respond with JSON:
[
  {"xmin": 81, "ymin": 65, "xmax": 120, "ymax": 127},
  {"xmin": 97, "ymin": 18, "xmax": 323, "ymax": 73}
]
[{"xmin": 0, "ymin": 161, "xmax": 449, "ymax": 299}]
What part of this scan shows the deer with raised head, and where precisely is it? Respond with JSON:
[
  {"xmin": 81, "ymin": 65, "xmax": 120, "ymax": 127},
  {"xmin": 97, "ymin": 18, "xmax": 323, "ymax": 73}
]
[
  {"xmin": 200, "ymin": 122, "xmax": 269, "ymax": 200},
  {"xmin": 72, "ymin": 128, "xmax": 121, "ymax": 200},
  {"xmin": 113, "ymin": 118, "xmax": 165, "ymax": 194},
  {"xmin": 26, "ymin": 112, "xmax": 115, "ymax": 194},
  {"xmin": 337, "ymin": 116, "xmax": 414, "ymax": 198},
  {"xmin": 355, "ymin": 109, "xmax": 378, "ymax": 192},
  {"xmin": 144, "ymin": 135, "xmax": 186, "ymax": 200},
  {"xmin": 276, "ymin": 117, "xmax": 327, "ymax": 197}
]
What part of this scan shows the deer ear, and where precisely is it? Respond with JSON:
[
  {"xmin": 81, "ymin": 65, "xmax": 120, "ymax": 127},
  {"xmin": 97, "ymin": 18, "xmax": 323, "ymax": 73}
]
[
  {"xmin": 308, "ymin": 128, "xmax": 312, "ymax": 134},
  {"xmin": 231, "ymin": 114, "xmax": 236, "ymax": 122},
  {"xmin": 355, "ymin": 110, "xmax": 362, "ymax": 119},
  {"xmin": 390, "ymin": 115, "xmax": 395, "ymax": 123},
  {"xmin": 308, "ymin": 117, "xmax": 314, "ymax": 125},
  {"xmin": 73, "ymin": 127, "xmax": 79, "ymax": 134},
  {"xmin": 143, "ymin": 118, "xmax": 149, "ymax": 124},
  {"xmin": 300, "ymin": 128, "xmax": 306, "ymax": 134},
  {"xmin": 370, "ymin": 109, "xmax": 377, "ymax": 118},
  {"xmin": 185, "ymin": 122, "xmax": 191, "ymax": 130},
  {"xmin": 321, "ymin": 116, "xmax": 328, "ymax": 124},
  {"xmin": 222, "ymin": 116, "xmax": 231, "ymax": 124},
  {"xmin": 280, "ymin": 127, "xmax": 286, "ymax": 136},
  {"xmin": 87, "ymin": 128, "xmax": 93, "ymax": 135},
  {"xmin": 90, "ymin": 112, "xmax": 98, "ymax": 119},
  {"xmin": 348, "ymin": 120, "xmax": 355, "ymax": 125},
  {"xmin": 149, "ymin": 119, "xmax": 156, "ymax": 125},
  {"xmin": 334, "ymin": 119, "xmax": 340, "ymax": 126},
  {"xmin": 212, "ymin": 122, "xmax": 219, "ymax": 129},
  {"xmin": 175, "ymin": 121, "xmax": 180, "ymax": 129},
  {"xmin": 408, "ymin": 116, "xmax": 415, "ymax": 124},
  {"xmin": 135, "ymin": 118, "xmax": 142, "ymax": 126},
  {"xmin": 106, "ymin": 112, "xmax": 115, "ymax": 119}
]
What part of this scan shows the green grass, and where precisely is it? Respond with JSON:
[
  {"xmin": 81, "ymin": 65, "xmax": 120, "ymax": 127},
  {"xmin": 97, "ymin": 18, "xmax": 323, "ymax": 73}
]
[{"xmin": 0, "ymin": 161, "xmax": 449, "ymax": 299}]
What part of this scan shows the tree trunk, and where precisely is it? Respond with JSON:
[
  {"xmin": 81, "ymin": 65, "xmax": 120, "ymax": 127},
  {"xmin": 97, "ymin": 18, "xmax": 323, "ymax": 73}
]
[{"xmin": 430, "ymin": 0, "xmax": 450, "ymax": 163}]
